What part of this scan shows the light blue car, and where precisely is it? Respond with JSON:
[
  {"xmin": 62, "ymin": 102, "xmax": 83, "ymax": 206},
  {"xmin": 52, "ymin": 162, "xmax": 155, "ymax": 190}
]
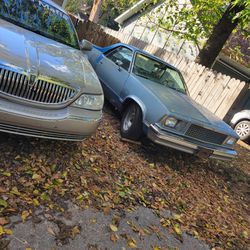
[{"xmin": 86, "ymin": 42, "xmax": 239, "ymax": 161}]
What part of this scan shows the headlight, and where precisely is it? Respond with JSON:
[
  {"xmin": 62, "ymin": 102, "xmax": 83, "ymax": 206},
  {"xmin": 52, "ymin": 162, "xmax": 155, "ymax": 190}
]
[
  {"xmin": 225, "ymin": 137, "xmax": 237, "ymax": 145},
  {"xmin": 165, "ymin": 117, "xmax": 178, "ymax": 128},
  {"xmin": 73, "ymin": 94, "xmax": 104, "ymax": 110}
]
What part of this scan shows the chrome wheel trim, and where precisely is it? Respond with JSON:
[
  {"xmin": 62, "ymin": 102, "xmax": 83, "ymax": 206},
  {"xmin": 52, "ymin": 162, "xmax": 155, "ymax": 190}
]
[
  {"xmin": 236, "ymin": 122, "xmax": 250, "ymax": 137},
  {"xmin": 123, "ymin": 107, "xmax": 136, "ymax": 132}
]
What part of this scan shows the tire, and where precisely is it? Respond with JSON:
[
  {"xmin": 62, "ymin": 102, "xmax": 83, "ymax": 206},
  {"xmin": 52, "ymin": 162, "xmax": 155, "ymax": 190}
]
[
  {"xmin": 121, "ymin": 103, "xmax": 143, "ymax": 140},
  {"xmin": 234, "ymin": 120, "xmax": 250, "ymax": 141}
]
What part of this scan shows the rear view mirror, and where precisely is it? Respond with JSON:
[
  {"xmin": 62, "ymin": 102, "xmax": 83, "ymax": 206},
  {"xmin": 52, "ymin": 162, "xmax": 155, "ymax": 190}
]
[{"xmin": 80, "ymin": 39, "xmax": 93, "ymax": 51}]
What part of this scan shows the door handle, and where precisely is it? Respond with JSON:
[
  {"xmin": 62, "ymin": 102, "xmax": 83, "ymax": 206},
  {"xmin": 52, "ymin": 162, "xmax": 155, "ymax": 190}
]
[{"xmin": 99, "ymin": 61, "xmax": 103, "ymax": 65}]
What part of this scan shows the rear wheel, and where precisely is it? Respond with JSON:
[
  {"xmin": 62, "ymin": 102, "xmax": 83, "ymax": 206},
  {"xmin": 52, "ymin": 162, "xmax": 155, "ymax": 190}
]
[
  {"xmin": 121, "ymin": 103, "xmax": 143, "ymax": 140},
  {"xmin": 234, "ymin": 120, "xmax": 250, "ymax": 141}
]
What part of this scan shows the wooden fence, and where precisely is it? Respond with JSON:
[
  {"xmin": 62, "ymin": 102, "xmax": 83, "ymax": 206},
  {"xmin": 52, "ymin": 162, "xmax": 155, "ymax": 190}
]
[
  {"xmin": 70, "ymin": 15, "xmax": 120, "ymax": 47},
  {"xmin": 70, "ymin": 16, "xmax": 247, "ymax": 120}
]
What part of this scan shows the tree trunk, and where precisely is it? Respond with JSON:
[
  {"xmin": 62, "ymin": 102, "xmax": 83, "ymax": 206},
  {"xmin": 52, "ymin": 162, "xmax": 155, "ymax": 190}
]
[
  {"xmin": 195, "ymin": 2, "xmax": 245, "ymax": 68},
  {"xmin": 89, "ymin": 0, "xmax": 103, "ymax": 23}
]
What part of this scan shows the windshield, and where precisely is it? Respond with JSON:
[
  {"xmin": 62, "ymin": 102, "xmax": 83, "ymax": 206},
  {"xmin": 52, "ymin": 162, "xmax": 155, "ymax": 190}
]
[
  {"xmin": 0, "ymin": 0, "xmax": 79, "ymax": 49},
  {"xmin": 133, "ymin": 53, "xmax": 188, "ymax": 94}
]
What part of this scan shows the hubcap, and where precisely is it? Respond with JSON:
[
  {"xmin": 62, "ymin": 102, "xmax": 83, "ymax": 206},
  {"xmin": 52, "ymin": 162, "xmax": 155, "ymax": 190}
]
[
  {"xmin": 123, "ymin": 107, "xmax": 135, "ymax": 131},
  {"xmin": 236, "ymin": 122, "xmax": 250, "ymax": 137}
]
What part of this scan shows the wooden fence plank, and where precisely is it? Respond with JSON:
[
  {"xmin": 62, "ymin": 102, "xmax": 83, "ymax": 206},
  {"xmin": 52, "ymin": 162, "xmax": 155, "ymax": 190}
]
[
  {"xmin": 195, "ymin": 71, "xmax": 218, "ymax": 105},
  {"xmin": 188, "ymin": 65, "xmax": 206, "ymax": 94},
  {"xmin": 206, "ymin": 74, "xmax": 230, "ymax": 113},
  {"xmin": 215, "ymin": 80, "xmax": 246, "ymax": 118},
  {"xmin": 191, "ymin": 69, "xmax": 210, "ymax": 100}
]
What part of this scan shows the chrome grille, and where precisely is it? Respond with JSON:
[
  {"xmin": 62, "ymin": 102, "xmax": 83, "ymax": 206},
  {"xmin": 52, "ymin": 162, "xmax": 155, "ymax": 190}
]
[
  {"xmin": 185, "ymin": 124, "xmax": 227, "ymax": 145},
  {"xmin": 0, "ymin": 67, "xmax": 76, "ymax": 104}
]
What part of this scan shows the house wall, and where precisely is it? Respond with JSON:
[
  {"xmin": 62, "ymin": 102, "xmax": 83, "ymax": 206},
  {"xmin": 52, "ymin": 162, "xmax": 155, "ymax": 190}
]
[
  {"xmin": 119, "ymin": 0, "xmax": 199, "ymax": 60},
  {"xmin": 52, "ymin": 0, "xmax": 64, "ymax": 6}
]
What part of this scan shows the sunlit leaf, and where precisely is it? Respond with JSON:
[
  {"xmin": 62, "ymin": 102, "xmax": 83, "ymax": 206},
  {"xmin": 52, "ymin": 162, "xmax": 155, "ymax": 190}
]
[
  {"xmin": 32, "ymin": 173, "xmax": 41, "ymax": 180},
  {"xmin": 173, "ymin": 223, "xmax": 181, "ymax": 235},
  {"xmin": 21, "ymin": 211, "xmax": 30, "ymax": 222},
  {"xmin": 33, "ymin": 199, "xmax": 40, "ymax": 207},
  {"xmin": 127, "ymin": 238, "xmax": 137, "ymax": 248},
  {"xmin": 0, "ymin": 226, "xmax": 5, "ymax": 235},
  {"xmin": 1, "ymin": 172, "xmax": 11, "ymax": 177},
  {"xmin": 4, "ymin": 228, "xmax": 13, "ymax": 235},
  {"xmin": 0, "ymin": 199, "xmax": 8, "ymax": 208},
  {"xmin": 10, "ymin": 187, "xmax": 21, "ymax": 196},
  {"xmin": 109, "ymin": 224, "xmax": 118, "ymax": 232},
  {"xmin": 153, "ymin": 247, "xmax": 161, "ymax": 250}
]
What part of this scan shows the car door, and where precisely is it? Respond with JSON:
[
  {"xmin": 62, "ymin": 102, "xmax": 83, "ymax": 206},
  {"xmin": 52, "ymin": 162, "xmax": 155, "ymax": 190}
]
[{"xmin": 94, "ymin": 46, "xmax": 133, "ymax": 106}]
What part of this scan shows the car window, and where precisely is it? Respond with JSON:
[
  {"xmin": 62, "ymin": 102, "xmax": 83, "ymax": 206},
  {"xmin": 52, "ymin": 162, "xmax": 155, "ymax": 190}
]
[
  {"xmin": 133, "ymin": 53, "xmax": 187, "ymax": 94},
  {"xmin": 106, "ymin": 47, "xmax": 133, "ymax": 71},
  {"xmin": 0, "ymin": 0, "xmax": 79, "ymax": 49}
]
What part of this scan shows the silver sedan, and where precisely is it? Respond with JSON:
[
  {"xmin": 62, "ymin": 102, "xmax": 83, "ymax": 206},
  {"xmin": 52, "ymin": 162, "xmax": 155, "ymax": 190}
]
[{"xmin": 0, "ymin": 0, "xmax": 103, "ymax": 140}]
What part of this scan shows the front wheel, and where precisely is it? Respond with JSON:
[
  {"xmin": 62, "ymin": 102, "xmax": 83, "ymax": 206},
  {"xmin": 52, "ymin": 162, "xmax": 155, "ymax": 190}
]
[
  {"xmin": 234, "ymin": 120, "xmax": 250, "ymax": 141},
  {"xmin": 121, "ymin": 103, "xmax": 143, "ymax": 140}
]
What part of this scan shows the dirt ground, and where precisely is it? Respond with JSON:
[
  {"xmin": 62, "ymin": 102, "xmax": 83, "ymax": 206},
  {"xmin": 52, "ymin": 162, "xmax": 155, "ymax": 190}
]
[{"xmin": 0, "ymin": 105, "xmax": 249, "ymax": 249}]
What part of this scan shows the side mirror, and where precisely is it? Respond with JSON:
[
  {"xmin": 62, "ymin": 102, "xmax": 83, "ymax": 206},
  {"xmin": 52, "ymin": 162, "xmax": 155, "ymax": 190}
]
[
  {"xmin": 115, "ymin": 60, "xmax": 123, "ymax": 67},
  {"xmin": 80, "ymin": 39, "xmax": 93, "ymax": 51}
]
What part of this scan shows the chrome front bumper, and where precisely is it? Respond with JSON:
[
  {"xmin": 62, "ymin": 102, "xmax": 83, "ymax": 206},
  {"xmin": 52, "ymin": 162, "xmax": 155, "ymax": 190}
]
[
  {"xmin": 148, "ymin": 124, "xmax": 237, "ymax": 161},
  {"xmin": 0, "ymin": 98, "xmax": 102, "ymax": 141}
]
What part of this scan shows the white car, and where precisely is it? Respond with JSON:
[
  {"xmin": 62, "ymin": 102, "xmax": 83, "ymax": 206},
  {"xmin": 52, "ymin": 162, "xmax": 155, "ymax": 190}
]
[{"xmin": 230, "ymin": 110, "xmax": 250, "ymax": 141}]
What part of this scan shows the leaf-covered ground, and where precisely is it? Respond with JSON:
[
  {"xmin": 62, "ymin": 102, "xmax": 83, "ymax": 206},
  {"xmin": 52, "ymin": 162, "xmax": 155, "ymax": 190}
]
[{"xmin": 0, "ymin": 105, "xmax": 249, "ymax": 249}]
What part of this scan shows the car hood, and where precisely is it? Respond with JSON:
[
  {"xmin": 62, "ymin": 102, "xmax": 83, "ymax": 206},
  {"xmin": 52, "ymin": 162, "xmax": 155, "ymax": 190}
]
[
  {"xmin": 0, "ymin": 19, "xmax": 102, "ymax": 94},
  {"xmin": 135, "ymin": 76, "xmax": 236, "ymax": 136}
]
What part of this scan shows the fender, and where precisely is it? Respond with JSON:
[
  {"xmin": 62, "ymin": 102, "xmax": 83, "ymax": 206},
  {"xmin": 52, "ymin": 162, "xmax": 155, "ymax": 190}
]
[{"xmin": 122, "ymin": 95, "xmax": 149, "ymax": 127}]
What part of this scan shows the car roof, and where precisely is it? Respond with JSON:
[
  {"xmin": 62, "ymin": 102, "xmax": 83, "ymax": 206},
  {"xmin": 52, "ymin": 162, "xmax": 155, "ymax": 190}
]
[
  {"xmin": 42, "ymin": 0, "xmax": 67, "ymax": 14},
  {"xmin": 111, "ymin": 43, "xmax": 179, "ymax": 72}
]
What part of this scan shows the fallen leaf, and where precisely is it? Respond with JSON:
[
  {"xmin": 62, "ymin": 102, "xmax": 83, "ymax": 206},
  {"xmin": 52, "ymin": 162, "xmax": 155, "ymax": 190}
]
[
  {"xmin": 0, "ymin": 199, "xmax": 8, "ymax": 208},
  {"xmin": 33, "ymin": 199, "xmax": 40, "ymax": 207},
  {"xmin": 71, "ymin": 226, "xmax": 80, "ymax": 239},
  {"xmin": 173, "ymin": 223, "xmax": 181, "ymax": 235},
  {"xmin": 242, "ymin": 230, "xmax": 248, "ymax": 239},
  {"xmin": 21, "ymin": 211, "xmax": 30, "ymax": 222},
  {"xmin": 32, "ymin": 173, "xmax": 41, "ymax": 180},
  {"xmin": 47, "ymin": 226, "xmax": 56, "ymax": 236},
  {"xmin": 110, "ymin": 233, "xmax": 119, "ymax": 242},
  {"xmin": 2, "ymin": 172, "xmax": 11, "ymax": 177},
  {"xmin": 0, "ymin": 187, "xmax": 7, "ymax": 193},
  {"xmin": 173, "ymin": 214, "xmax": 183, "ymax": 223},
  {"xmin": 153, "ymin": 247, "xmax": 161, "ymax": 250},
  {"xmin": 119, "ymin": 191, "xmax": 126, "ymax": 198},
  {"xmin": 103, "ymin": 206, "xmax": 111, "ymax": 215},
  {"xmin": 149, "ymin": 163, "xmax": 155, "ymax": 168},
  {"xmin": 40, "ymin": 192, "xmax": 50, "ymax": 201},
  {"xmin": 109, "ymin": 224, "xmax": 118, "ymax": 232},
  {"xmin": 33, "ymin": 189, "xmax": 40, "ymax": 196},
  {"xmin": 0, "ymin": 226, "xmax": 5, "ymax": 235},
  {"xmin": 127, "ymin": 238, "xmax": 137, "ymax": 248},
  {"xmin": 0, "ymin": 217, "xmax": 9, "ymax": 225},
  {"xmin": 10, "ymin": 187, "xmax": 21, "ymax": 196},
  {"xmin": 4, "ymin": 228, "xmax": 13, "ymax": 235}
]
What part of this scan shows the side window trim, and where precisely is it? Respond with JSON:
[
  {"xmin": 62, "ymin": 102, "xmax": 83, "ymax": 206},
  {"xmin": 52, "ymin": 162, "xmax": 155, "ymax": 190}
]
[
  {"xmin": 104, "ymin": 46, "xmax": 133, "ymax": 72},
  {"xmin": 104, "ymin": 46, "xmax": 121, "ymax": 57}
]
